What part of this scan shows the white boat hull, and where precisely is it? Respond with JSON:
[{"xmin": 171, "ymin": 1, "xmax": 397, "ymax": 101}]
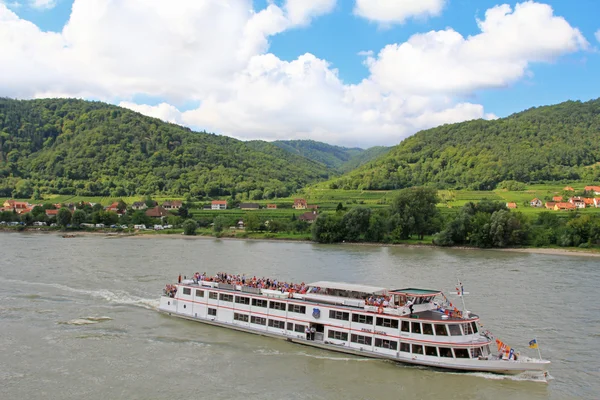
[{"xmin": 158, "ymin": 304, "xmax": 550, "ymax": 376}]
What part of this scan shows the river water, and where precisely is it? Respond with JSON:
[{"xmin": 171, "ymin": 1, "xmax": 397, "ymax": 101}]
[{"xmin": 0, "ymin": 233, "xmax": 598, "ymax": 400}]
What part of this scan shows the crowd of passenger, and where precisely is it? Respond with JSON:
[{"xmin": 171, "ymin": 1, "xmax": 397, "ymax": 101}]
[
  {"xmin": 190, "ymin": 272, "xmax": 315, "ymax": 295},
  {"xmin": 166, "ymin": 272, "xmax": 406, "ymax": 310},
  {"xmin": 164, "ymin": 284, "xmax": 177, "ymax": 298}
]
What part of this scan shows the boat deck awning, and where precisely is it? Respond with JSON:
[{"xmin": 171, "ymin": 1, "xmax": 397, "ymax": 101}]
[
  {"xmin": 308, "ymin": 281, "xmax": 387, "ymax": 295},
  {"xmin": 390, "ymin": 288, "xmax": 442, "ymax": 297}
]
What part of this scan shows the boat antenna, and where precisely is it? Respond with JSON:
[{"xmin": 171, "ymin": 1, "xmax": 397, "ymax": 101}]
[{"xmin": 456, "ymin": 277, "xmax": 467, "ymax": 316}]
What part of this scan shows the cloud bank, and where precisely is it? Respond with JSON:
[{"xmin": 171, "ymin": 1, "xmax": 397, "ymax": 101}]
[{"xmin": 0, "ymin": 1, "xmax": 588, "ymax": 147}]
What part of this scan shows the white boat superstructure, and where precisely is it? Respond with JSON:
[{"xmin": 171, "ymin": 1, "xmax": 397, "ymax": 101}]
[{"xmin": 158, "ymin": 274, "xmax": 550, "ymax": 376}]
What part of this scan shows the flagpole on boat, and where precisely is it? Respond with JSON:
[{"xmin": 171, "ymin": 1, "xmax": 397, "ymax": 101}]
[
  {"xmin": 534, "ymin": 337, "xmax": 543, "ymax": 360},
  {"xmin": 456, "ymin": 278, "xmax": 467, "ymax": 314}
]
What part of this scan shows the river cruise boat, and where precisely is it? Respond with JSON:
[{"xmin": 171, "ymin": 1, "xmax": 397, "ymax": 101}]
[{"xmin": 158, "ymin": 273, "xmax": 550, "ymax": 376}]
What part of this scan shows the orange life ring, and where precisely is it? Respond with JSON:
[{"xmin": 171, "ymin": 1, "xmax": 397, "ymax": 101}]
[{"xmin": 378, "ymin": 306, "xmax": 384, "ymax": 314}]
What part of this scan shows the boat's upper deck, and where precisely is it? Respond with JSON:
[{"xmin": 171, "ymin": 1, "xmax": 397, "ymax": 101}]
[{"xmin": 167, "ymin": 273, "xmax": 474, "ymax": 322}]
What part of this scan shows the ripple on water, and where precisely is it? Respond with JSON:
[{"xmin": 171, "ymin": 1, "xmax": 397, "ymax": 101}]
[{"xmin": 57, "ymin": 316, "xmax": 112, "ymax": 326}]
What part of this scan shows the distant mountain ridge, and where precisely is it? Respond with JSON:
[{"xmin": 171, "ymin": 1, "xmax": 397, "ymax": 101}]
[
  {"xmin": 0, "ymin": 98, "xmax": 333, "ymax": 198},
  {"xmin": 268, "ymin": 139, "xmax": 390, "ymax": 173},
  {"xmin": 327, "ymin": 98, "xmax": 600, "ymax": 190}
]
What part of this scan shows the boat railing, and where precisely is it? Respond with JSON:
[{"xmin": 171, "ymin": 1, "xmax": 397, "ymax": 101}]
[{"xmin": 241, "ymin": 286, "xmax": 262, "ymax": 295}]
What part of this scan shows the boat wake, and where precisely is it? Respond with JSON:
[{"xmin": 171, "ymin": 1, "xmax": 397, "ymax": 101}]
[
  {"xmin": 0, "ymin": 277, "xmax": 159, "ymax": 310},
  {"xmin": 448, "ymin": 370, "xmax": 552, "ymax": 383},
  {"xmin": 58, "ymin": 316, "xmax": 112, "ymax": 326}
]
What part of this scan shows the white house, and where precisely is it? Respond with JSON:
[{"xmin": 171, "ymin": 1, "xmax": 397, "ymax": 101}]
[
  {"xmin": 211, "ymin": 200, "xmax": 227, "ymax": 210},
  {"xmin": 529, "ymin": 198, "xmax": 542, "ymax": 207}
]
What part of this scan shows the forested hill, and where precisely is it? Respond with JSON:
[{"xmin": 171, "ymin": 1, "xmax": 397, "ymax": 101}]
[
  {"xmin": 0, "ymin": 98, "xmax": 333, "ymax": 198},
  {"xmin": 328, "ymin": 98, "xmax": 600, "ymax": 190},
  {"xmin": 263, "ymin": 139, "xmax": 390, "ymax": 172}
]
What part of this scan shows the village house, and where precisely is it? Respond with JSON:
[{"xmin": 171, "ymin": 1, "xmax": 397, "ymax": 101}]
[
  {"xmin": 162, "ymin": 200, "xmax": 182, "ymax": 210},
  {"xmin": 266, "ymin": 204, "xmax": 277, "ymax": 209},
  {"xmin": 506, "ymin": 202, "xmax": 517, "ymax": 209},
  {"xmin": 529, "ymin": 198, "xmax": 542, "ymax": 207},
  {"xmin": 239, "ymin": 203, "xmax": 260, "ymax": 210},
  {"xmin": 584, "ymin": 186, "xmax": 600, "ymax": 195},
  {"xmin": 131, "ymin": 201, "xmax": 148, "ymax": 210},
  {"xmin": 145, "ymin": 206, "xmax": 171, "ymax": 218},
  {"xmin": 293, "ymin": 199, "xmax": 307, "ymax": 210},
  {"xmin": 299, "ymin": 211, "xmax": 318, "ymax": 223},
  {"xmin": 45, "ymin": 209, "xmax": 60, "ymax": 218},
  {"xmin": 2, "ymin": 200, "xmax": 32, "ymax": 214},
  {"xmin": 554, "ymin": 202, "xmax": 576, "ymax": 211},
  {"xmin": 569, "ymin": 197, "xmax": 586, "ymax": 209},
  {"xmin": 594, "ymin": 198, "xmax": 600, "ymax": 208},
  {"xmin": 584, "ymin": 198, "xmax": 594, "ymax": 207},
  {"xmin": 545, "ymin": 202, "xmax": 556, "ymax": 210},
  {"xmin": 105, "ymin": 202, "xmax": 126, "ymax": 215},
  {"xmin": 552, "ymin": 196, "xmax": 563, "ymax": 202},
  {"xmin": 211, "ymin": 200, "xmax": 227, "ymax": 210}
]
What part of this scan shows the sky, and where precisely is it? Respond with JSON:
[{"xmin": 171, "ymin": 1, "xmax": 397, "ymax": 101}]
[{"xmin": 1, "ymin": 0, "xmax": 599, "ymax": 148}]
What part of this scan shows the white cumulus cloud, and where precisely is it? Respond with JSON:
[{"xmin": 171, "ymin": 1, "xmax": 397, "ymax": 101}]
[
  {"xmin": 354, "ymin": 0, "xmax": 446, "ymax": 25},
  {"xmin": 0, "ymin": 1, "xmax": 590, "ymax": 147},
  {"xmin": 366, "ymin": 2, "xmax": 588, "ymax": 95},
  {"xmin": 595, "ymin": 29, "xmax": 600, "ymax": 43}
]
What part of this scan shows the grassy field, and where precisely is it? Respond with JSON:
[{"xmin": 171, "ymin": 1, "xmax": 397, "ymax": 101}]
[{"xmin": 2, "ymin": 182, "xmax": 599, "ymax": 218}]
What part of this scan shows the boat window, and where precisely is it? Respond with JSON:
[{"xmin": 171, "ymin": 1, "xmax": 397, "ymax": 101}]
[
  {"xmin": 434, "ymin": 324, "xmax": 448, "ymax": 336},
  {"xmin": 400, "ymin": 342, "xmax": 410, "ymax": 352},
  {"xmin": 208, "ymin": 308, "xmax": 217, "ymax": 316},
  {"xmin": 401, "ymin": 321, "xmax": 410, "ymax": 332},
  {"xmin": 471, "ymin": 321, "xmax": 478, "ymax": 333},
  {"xmin": 195, "ymin": 290, "xmax": 204, "ymax": 298},
  {"xmin": 288, "ymin": 304, "xmax": 306, "ymax": 314},
  {"xmin": 287, "ymin": 322, "xmax": 294, "ymax": 331},
  {"xmin": 294, "ymin": 324, "xmax": 306, "ymax": 333},
  {"xmin": 454, "ymin": 348, "xmax": 470, "ymax": 358},
  {"xmin": 439, "ymin": 347, "xmax": 453, "ymax": 358},
  {"xmin": 376, "ymin": 317, "xmax": 399, "ymax": 329},
  {"xmin": 411, "ymin": 344, "xmax": 423, "ymax": 354},
  {"xmin": 329, "ymin": 310, "xmax": 350, "ymax": 321},
  {"xmin": 462, "ymin": 323, "xmax": 473, "ymax": 335},
  {"xmin": 209, "ymin": 292, "xmax": 218, "ymax": 300},
  {"xmin": 269, "ymin": 301, "xmax": 286, "ymax": 310},
  {"xmin": 471, "ymin": 347, "xmax": 483, "ymax": 358},
  {"xmin": 235, "ymin": 296, "xmax": 250, "ymax": 305},
  {"xmin": 182, "ymin": 288, "xmax": 191, "ymax": 295},
  {"xmin": 351, "ymin": 334, "xmax": 372, "ymax": 345},
  {"xmin": 425, "ymin": 346, "xmax": 438, "ymax": 356},
  {"xmin": 422, "ymin": 323, "xmax": 434, "ymax": 335},
  {"xmin": 219, "ymin": 293, "xmax": 233, "ymax": 302},
  {"xmin": 411, "ymin": 322, "xmax": 421, "ymax": 334},
  {"xmin": 448, "ymin": 324, "xmax": 462, "ymax": 336},
  {"xmin": 250, "ymin": 316, "xmax": 266, "ymax": 325},
  {"xmin": 234, "ymin": 313, "xmax": 249, "ymax": 322},
  {"xmin": 328, "ymin": 330, "xmax": 349, "ymax": 341},
  {"xmin": 268, "ymin": 319, "xmax": 285, "ymax": 329},
  {"xmin": 252, "ymin": 298, "xmax": 267, "ymax": 308},
  {"xmin": 375, "ymin": 338, "xmax": 398, "ymax": 350},
  {"xmin": 352, "ymin": 314, "xmax": 374, "ymax": 325}
]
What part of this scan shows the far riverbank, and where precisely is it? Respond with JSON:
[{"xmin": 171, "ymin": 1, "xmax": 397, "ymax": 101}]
[{"xmin": 3, "ymin": 228, "xmax": 599, "ymax": 258}]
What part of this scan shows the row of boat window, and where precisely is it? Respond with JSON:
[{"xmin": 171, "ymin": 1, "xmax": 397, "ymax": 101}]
[
  {"xmin": 330, "ymin": 331, "xmax": 478, "ymax": 358},
  {"xmin": 185, "ymin": 289, "xmax": 477, "ymax": 336},
  {"xmin": 232, "ymin": 313, "xmax": 306, "ymax": 333}
]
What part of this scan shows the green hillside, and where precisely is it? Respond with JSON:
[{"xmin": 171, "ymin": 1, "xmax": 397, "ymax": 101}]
[
  {"xmin": 267, "ymin": 139, "xmax": 390, "ymax": 172},
  {"xmin": 328, "ymin": 98, "xmax": 600, "ymax": 190},
  {"xmin": 0, "ymin": 98, "xmax": 333, "ymax": 198}
]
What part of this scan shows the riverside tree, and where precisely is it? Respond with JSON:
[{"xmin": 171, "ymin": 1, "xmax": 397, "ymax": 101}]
[
  {"xmin": 183, "ymin": 219, "xmax": 197, "ymax": 236},
  {"xmin": 57, "ymin": 207, "xmax": 72, "ymax": 228},
  {"xmin": 389, "ymin": 187, "xmax": 440, "ymax": 240}
]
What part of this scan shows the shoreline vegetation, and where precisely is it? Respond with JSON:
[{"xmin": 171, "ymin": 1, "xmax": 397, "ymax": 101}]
[{"xmin": 3, "ymin": 227, "xmax": 599, "ymax": 258}]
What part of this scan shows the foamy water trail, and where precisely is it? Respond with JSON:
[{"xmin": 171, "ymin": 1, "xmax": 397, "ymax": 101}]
[
  {"xmin": 446, "ymin": 370, "xmax": 551, "ymax": 383},
  {"xmin": 0, "ymin": 277, "xmax": 159, "ymax": 310}
]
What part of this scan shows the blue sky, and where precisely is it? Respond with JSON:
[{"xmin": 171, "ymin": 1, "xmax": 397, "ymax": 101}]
[{"xmin": 2, "ymin": 0, "xmax": 599, "ymax": 147}]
